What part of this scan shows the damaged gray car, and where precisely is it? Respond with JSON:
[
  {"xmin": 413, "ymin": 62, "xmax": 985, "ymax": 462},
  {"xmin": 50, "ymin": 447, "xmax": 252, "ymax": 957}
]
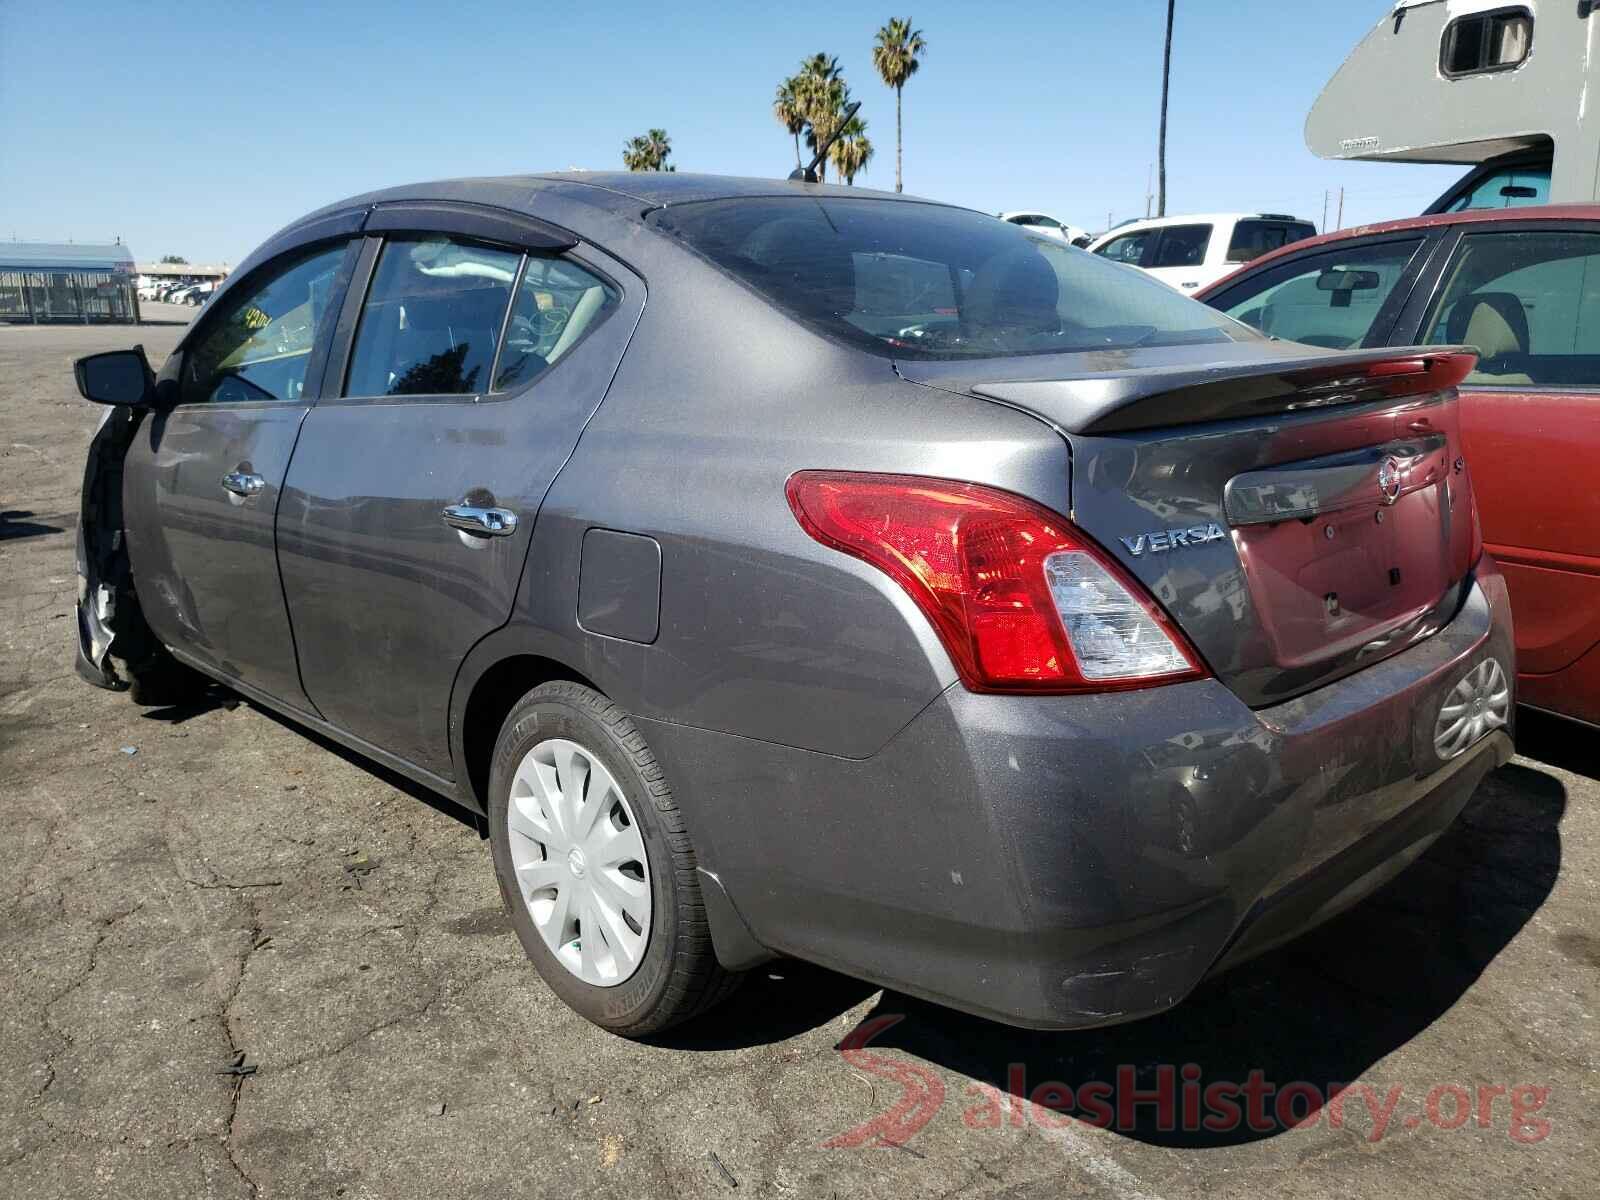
[{"xmin": 75, "ymin": 173, "xmax": 1514, "ymax": 1035}]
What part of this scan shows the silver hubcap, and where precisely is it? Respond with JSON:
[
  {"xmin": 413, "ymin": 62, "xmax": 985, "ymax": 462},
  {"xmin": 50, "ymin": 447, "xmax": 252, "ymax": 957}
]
[
  {"xmin": 506, "ymin": 738, "xmax": 651, "ymax": 987},
  {"xmin": 1434, "ymin": 658, "xmax": 1510, "ymax": 760}
]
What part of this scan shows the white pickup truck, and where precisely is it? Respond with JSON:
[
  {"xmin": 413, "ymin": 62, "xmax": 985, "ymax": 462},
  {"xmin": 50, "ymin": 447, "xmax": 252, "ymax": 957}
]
[{"xmin": 1087, "ymin": 212, "xmax": 1317, "ymax": 292}]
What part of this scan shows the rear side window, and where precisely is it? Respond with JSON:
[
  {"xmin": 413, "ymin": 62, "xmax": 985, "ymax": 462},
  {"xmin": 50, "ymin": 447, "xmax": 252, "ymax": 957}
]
[
  {"xmin": 493, "ymin": 257, "xmax": 618, "ymax": 392},
  {"xmin": 1423, "ymin": 230, "xmax": 1600, "ymax": 387},
  {"xmin": 1227, "ymin": 220, "xmax": 1317, "ymax": 264},
  {"xmin": 650, "ymin": 198, "xmax": 1253, "ymax": 359},
  {"xmin": 1150, "ymin": 224, "xmax": 1212, "ymax": 269},
  {"xmin": 1210, "ymin": 238, "xmax": 1423, "ymax": 350},
  {"xmin": 345, "ymin": 237, "xmax": 518, "ymax": 398}
]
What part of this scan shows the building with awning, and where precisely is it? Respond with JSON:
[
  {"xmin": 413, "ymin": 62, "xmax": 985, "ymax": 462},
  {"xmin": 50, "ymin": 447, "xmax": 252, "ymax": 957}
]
[
  {"xmin": 0, "ymin": 241, "xmax": 140, "ymax": 324},
  {"xmin": 136, "ymin": 261, "xmax": 230, "ymax": 282}
]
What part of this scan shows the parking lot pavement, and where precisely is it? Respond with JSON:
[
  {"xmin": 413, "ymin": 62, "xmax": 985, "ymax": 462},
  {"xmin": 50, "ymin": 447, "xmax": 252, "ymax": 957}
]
[{"xmin": 2, "ymin": 322, "xmax": 1595, "ymax": 1200}]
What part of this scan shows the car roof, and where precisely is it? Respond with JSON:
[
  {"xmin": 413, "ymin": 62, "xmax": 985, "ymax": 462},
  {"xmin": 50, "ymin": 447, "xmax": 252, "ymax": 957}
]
[
  {"xmin": 307, "ymin": 171, "xmax": 942, "ymax": 222},
  {"xmin": 1194, "ymin": 203, "xmax": 1600, "ymax": 296}
]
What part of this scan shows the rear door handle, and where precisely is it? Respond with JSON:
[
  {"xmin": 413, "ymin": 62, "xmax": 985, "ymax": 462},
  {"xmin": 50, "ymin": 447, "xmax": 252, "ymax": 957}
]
[
  {"xmin": 221, "ymin": 470, "xmax": 265, "ymax": 498},
  {"xmin": 442, "ymin": 504, "xmax": 518, "ymax": 537}
]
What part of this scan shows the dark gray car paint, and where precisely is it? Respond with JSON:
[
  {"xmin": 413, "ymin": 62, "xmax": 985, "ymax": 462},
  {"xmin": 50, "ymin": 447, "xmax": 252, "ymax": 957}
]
[
  {"xmin": 123, "ymin": 394, "xmax": 319, "ymax": 710},
  {"xmin": 81, "ymin": 173, "xmax": 1518, "ymax": 1029},
  {"xmin": 274, "ymin": 237, "xmax": 644, "ymax": 774},
  {"xmin": 631, "ymin": 564, "xmax": 1513, "ymax": 1027},
  {"xmin": 578, "ymin": 529, "xmax": 662, "ymax": 645}
]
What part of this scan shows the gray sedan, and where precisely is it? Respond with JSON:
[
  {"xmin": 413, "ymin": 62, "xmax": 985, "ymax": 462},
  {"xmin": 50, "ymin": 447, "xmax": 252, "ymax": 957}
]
[{"xmin": 73, "ymin": 173, "xmax": 1513, "ymax": 1035}]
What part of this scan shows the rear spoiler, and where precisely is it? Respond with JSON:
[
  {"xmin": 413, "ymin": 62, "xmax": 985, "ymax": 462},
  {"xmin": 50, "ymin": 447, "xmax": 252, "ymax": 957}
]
[{"xmin": 970, "ymin": 347, "xmax": 1478, "ymax": 435}]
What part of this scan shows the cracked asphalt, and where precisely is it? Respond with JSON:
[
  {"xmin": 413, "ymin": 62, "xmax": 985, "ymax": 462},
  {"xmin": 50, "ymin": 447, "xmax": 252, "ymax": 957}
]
[{"xmin": 2, "ymin": 318, "xmax": 1596, "ymax": 1199}]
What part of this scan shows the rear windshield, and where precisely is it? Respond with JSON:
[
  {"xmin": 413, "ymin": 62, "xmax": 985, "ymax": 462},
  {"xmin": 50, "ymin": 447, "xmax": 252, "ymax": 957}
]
[{"xmin": 648, "ymin": 197, "xmax": 1255, "ymax": 360}]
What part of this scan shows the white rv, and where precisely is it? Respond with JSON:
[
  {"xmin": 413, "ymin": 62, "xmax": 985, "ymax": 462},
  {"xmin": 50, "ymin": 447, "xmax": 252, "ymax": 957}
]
[{"xmin": 1307, "ymin": 1, "xmax": 1590, "ymax": 209}]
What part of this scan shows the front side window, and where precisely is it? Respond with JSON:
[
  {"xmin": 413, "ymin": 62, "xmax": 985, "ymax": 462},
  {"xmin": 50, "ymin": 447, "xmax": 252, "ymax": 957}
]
[
  {"xmin": 1095, "ymin": 230, "xmax": 1153, "ymax": 265},
  {"xmin": 650, "ymin": 198, "xmax": 1254, "ymax": 360},
  {"xmin": 1150, "ymin": 224, "xmax": 1212, "ymax": 269},
  {"xmin": 180, "ymin": 243, "xmax": 348, "ymax": 405},
  {"xmin": 1211, "ymin": 238, "xmax": 1424, "ymax": 350},
  {"xmin": 345, "ymin": 237, "xmax": 519, "ymax": 398},
  {"xmin": 493, "ymin": 256, "xmax": 619, "ymax": 392},
  {"xmin": 1423, "ymin": 230, "xmax": 1600, "ymax": 387},
  {"xmin": 1443, "ymin": 165, "xmax": 1551, "ymax": 212},
  {"xmin": 1227, "ymin": 220, "xmax": 1317, "ymax": 264}
]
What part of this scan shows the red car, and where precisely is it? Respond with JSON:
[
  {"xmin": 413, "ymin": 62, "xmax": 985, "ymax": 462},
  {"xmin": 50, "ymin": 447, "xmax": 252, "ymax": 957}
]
[{"xmin": 1198, "ymin": 205, "xmax": 1600, "ymax": 728}]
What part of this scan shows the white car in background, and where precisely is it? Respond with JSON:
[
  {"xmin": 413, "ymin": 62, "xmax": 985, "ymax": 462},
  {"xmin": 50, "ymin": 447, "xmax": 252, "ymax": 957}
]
[
  {"xmin": 999, "ymin": 211, "xmax": 1092, "ymax": 248},
  {"xmin": 1086, "ymin": 212, "xmax": 1318, "ymax": 292}
]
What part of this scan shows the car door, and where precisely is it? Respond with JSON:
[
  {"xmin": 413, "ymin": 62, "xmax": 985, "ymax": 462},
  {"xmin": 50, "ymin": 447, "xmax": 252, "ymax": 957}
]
[
  {"xmin": 1201, "ymin": 232, "xmax": 1437, "ymax": 349},
  {"xmin": 1405, "ymin": 222, "xmax": 1600, "ymax": 724},
  {"xmin": 275, "ymin": 207, "xmax": 642, "ymax": 775},
  {"xmin": 121, "ymin": 238, "xmax": 359, "ymax": 711}
]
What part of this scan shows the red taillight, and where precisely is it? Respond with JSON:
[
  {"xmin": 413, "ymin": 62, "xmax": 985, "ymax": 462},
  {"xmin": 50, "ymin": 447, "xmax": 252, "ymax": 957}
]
[{"xmin": 785, "ymin": 471, "xmax": 1207, "ymax": 694}]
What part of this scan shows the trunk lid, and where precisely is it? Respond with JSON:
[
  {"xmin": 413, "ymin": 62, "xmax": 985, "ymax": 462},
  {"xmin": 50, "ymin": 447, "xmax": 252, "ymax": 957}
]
[{"xmin": 898, "ymin": 345, "xmax": 1482, "ymax": 706}]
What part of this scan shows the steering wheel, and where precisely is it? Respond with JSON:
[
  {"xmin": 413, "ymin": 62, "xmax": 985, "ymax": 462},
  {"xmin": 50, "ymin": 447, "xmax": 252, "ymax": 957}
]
[{"xmin": 538, "ymin": 306, "xmax": 572, "ymax": 337}]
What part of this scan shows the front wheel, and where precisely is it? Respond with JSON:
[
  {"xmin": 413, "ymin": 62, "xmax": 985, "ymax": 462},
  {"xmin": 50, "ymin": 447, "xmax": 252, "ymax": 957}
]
[{"xmin": 486, "ymin": 681, "xmax": 741, "ymax": 1036}]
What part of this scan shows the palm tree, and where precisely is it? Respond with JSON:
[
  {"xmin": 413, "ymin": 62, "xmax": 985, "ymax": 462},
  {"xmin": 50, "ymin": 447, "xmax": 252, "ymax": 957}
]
[
  {"xmin": 645, "ymin": 128, "xmax": 673, "ymax": 171},
  {"xmin": 797, "ymin": 52, "xmax": 843, "ymax": 92},
  {"xmin": 622, "ymin": 135, "xmax": 651, "ymax": 171},
  {"xmin": 796, "ymin": 53, "xmax": 846, "ymax": 181},
  {"xmin": 1157, "ymin": 0, "xmax": 1174, "ymax": 215},
  {"xmin": 773, "ymin": 76, "xmax": 806, "ymax": 167},
  {"xmin": 829, "ymin": 115, "xmax": 874, "ymax": 185},
  {"xmin": 622, "ymin": 129, "xmax": 674, "ymax": 172},
  {"xmin": 871, "ymin": 18, "xmax": 927, "ymax": 193}
]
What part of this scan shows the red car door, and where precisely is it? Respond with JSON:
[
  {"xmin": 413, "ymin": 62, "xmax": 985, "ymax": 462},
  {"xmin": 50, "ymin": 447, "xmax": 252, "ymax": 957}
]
[{"xmin": 1416, "ymin": 225, "xmax": 1600, "ymax": 726}]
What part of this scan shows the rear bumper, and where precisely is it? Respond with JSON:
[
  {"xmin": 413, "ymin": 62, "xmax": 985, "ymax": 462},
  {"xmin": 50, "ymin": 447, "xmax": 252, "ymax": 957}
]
[{"xmin": 640, "ymin": 560, "xmax": 1516, "ymax": 1029}]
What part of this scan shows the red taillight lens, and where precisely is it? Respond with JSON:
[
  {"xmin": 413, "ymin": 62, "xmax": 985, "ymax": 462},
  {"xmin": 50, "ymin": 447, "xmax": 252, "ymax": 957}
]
[{"xmin": 785, "ymin": 471, "xmax": 1207, "ymax": 693}]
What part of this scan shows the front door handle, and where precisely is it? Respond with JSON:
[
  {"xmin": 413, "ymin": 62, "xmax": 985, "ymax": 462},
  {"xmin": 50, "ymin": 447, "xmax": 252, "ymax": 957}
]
[
  {"xmin": 221, "ymin": 469, "xmax": 265, "ymax": 498},
  {"xmin": 442, "ymin": 504, "xmax": 519, "ymax": 537}
]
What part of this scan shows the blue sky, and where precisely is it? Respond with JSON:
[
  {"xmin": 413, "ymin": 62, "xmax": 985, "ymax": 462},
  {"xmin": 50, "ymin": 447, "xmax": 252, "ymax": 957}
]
[{"xmin": 0, "ymin": 0, "xmax": 1461, "ymax": 265}]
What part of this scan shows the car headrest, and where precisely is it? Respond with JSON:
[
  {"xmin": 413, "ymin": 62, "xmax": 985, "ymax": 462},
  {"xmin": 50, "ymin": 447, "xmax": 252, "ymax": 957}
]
[
  {"xmin": 965, "ymin": 247, "xmax": 1060, "ymax": 334},
  {"xmin": 1446, "ymin": 291, "xmax": 1529, "ymax": 360}
]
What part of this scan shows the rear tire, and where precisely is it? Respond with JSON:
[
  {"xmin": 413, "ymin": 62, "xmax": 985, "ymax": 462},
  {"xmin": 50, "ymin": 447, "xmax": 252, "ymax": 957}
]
[{"xmin": 486, "ymin": 681, "xmax": 741, "ymax": 1036}]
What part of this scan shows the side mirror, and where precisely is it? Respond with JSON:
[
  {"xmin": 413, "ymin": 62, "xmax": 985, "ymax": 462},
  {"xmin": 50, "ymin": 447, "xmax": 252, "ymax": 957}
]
[
  {"xmin": 1316, "ymin": 268, "xmax": 1381, "ymax": 293},
  {"xmin": 74, "ymin": 347, "xmax": 156, "ymax": 408}
]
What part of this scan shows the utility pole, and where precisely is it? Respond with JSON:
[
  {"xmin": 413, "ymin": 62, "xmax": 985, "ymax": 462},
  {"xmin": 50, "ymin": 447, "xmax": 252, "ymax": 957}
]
[
  {"xmin": 1157, "ymin": 0, "xmax": 1175, "ymax": 216},
  {"xmin": 1145, "ymin": 164, "xmax": 1154, "ymax": 219},
  {"xmin": 1336, "ymin": 187, "xmax": 1345, "ymax": 231},
  {"xmin": 1321, "ymin": 190, "xmax": 1329, "ymax": 233},
  {"xmin": 1107, "ymin": 209, "xmax": 1114, "ymax": 231}
]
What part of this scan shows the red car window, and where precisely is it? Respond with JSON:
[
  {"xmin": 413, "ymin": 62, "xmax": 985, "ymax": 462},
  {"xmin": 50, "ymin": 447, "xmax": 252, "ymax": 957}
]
[{"xmin": 1422, "ymin": 230, "xmax": 1600, "ymax": 387}]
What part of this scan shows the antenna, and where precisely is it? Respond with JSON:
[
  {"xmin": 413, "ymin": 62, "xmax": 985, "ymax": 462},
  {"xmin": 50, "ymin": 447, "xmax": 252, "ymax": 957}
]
[{"xmin": 789, "ymin": 101, "xmax": 862, "ymax": 183}]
